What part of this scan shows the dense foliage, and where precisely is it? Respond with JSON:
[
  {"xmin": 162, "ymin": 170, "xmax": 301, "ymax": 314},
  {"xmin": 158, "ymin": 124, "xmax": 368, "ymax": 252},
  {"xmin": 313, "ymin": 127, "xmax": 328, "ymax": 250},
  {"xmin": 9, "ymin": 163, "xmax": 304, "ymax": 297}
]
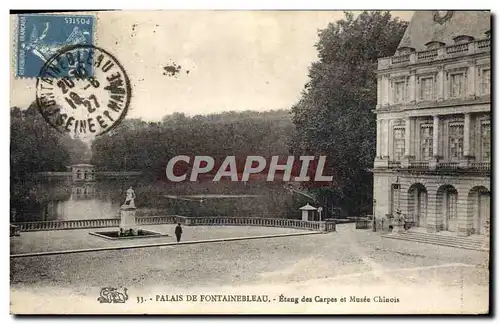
[
  {"xmin": 291, "ymin": 11, "xmax": 408, "ymax": 215},
  {"xmin": 91, "ymin": 110, "xmax": 295, "ymax": 175}
]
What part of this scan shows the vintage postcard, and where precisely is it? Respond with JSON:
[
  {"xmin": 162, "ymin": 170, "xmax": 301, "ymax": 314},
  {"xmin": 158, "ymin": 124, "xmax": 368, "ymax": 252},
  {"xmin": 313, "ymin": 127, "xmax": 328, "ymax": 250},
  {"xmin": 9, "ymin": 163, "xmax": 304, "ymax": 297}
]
[{"xmin": 9, "ymin": 10, "xmax": 491, "ymax": 315}]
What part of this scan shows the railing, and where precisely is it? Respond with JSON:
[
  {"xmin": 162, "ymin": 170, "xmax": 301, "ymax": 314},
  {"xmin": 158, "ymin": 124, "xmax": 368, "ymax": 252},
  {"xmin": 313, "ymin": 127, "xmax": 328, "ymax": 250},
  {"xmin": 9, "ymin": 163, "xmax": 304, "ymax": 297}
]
[
  {"xmin": 13, "ymin": 218, "xmax": 120, "ymax": 232},
  {"xmin": 36, "ymin": 172, "xmax": 71, "ymax": 177},
  {"xmin": 379, "ymin": 38, "xmax": 490, "ymax": 69},
  {"xmin": 391, "ymin": 54, "xmax": 410, "ymax": 64},
  {"xmin": 409, "ymin": 161, "xmax": 429, "ymax": 169},
  {"xmin": 438, "ymin": 162, "xmax": 460, "ymax": 170},
  {"xmin": 476, "ymin": 39, "xmax": 490, "ymax": 49},
  {"xmin": 471, "ymin": 162, "xmax": 491, "ymax": 171},
  {"xmin": 12, "ymin": 216, "xmax": 336, "ymax": 233},
  {"xmin": 417, "ymin": 49, "xmax": 438, "ymax": 60},
  {"xmin": 137, "ymin": 215, "xmax": 179, "ymax": 225},
  {"xmin": 185, "ymin": 217, "xmax": 331, "ymax": 231},
  {"xmin": 446, "ymin": 43, "xmax": 469, "ymax": 54},
  {"xmin": 96, "ymin": 171, "xmax": 142, "ymax": 177}
]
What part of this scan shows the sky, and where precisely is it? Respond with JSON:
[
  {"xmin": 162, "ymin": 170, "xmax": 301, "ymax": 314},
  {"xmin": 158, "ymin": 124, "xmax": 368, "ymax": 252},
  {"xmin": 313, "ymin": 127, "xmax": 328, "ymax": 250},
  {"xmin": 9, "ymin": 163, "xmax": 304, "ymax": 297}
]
[{"xmin": 10, "ymin": 10, "xmax": 414, "ymax": 121}]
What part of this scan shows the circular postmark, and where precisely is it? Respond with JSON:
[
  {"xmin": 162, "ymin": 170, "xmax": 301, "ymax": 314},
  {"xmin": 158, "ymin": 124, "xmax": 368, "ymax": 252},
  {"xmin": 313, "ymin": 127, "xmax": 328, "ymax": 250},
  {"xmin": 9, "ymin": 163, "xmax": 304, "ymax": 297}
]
[{"xmin": 36, "ymin": 44, "xmax": 131, "ymax": 137}]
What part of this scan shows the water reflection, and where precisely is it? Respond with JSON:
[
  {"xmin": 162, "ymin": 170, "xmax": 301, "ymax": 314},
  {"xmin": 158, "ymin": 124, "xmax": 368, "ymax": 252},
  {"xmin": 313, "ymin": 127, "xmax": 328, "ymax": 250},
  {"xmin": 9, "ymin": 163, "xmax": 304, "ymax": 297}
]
[{"xmin": 11, "ymin": 177, "xmax": 305, "ymax": 222}]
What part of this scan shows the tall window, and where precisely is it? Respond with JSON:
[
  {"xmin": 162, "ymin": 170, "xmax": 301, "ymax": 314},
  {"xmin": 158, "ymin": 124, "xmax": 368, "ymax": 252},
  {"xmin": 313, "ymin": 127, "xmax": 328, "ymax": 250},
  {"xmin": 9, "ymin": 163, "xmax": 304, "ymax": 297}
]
[
  {"xmin": 393, "ymin": 127, "xmax": 405, "ymax": 161},
  {"xmin": 420, "ymin": 125, "xmax": 433, "ymax": 160},
  {"xmin": 481, "ymin": 69, "xmax": 490, "ymax": 95},
  {"xmin": 449, "ymin": 123, "xmax": 464, "ymax": 161},
  {"xmin": 420, "ymin": 77, "xmax": 434, "ymax": 101},
  {"xmin": 394, "ymin": 81, "xmax": 406, "ymax": 103},
  {"xmin": 450, "ymin": 73, "xmax": 464, "ymax": 98},
  {"xmin": 481, "ymin": 121, "xmax": 491, "ymax": 161}
]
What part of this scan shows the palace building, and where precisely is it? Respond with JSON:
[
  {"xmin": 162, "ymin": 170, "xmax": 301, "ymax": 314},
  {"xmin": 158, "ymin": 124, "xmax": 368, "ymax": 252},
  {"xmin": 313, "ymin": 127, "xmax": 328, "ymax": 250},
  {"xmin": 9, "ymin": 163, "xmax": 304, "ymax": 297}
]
[{"xmin": 372, "ymin": 11, "xmax": 491, "ymax": 237}]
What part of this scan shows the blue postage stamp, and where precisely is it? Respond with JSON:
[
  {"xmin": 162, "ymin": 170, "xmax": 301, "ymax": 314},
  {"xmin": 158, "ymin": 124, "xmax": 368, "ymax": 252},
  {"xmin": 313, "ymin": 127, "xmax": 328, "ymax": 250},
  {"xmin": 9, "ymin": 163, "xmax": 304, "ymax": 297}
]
[{"xmin": 16, "ymin": 14, "xmax": 95, "ymax": 77}]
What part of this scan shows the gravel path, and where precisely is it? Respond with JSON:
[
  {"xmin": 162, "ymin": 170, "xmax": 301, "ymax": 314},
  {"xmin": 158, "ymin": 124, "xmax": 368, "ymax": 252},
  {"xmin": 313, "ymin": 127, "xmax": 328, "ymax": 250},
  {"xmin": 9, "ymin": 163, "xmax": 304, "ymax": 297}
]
[{"xmin": 10, "ymin": 224, "xmax": 489, "ymax": 314}]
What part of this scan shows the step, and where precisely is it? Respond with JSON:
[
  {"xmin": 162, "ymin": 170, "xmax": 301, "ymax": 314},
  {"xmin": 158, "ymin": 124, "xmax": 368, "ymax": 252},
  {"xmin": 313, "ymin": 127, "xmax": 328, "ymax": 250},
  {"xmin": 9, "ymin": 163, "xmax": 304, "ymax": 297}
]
[
  {"xmin": 393, "ymin": 232, "xmax": 486, "ymax": 244},
  {"xmin": 401, "ymin": 234, "xmax": 485, "ymax": 245},
  {"xmin": 403, "ymin": 232, "xmax": 486, "ymax": 242},
  {"xmin": 384, "ymin": 236, "xmax": 488, "ymax": 251},
  {"xmin": 383, "ymin": 233, "xmax": 489, "ymax": 251},
  {"xmin": 397, "ymin": 237, "xmax": 485, "ymax": 248}
]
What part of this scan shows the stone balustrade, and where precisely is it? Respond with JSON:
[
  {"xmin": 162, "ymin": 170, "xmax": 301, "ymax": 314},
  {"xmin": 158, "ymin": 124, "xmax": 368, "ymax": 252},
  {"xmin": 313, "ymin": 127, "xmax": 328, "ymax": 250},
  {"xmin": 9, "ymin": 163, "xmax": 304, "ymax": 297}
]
[
  {"xmin": 437, "ymin": 161, "xmax": 460, "ymax": 170},
  {"xmin": 470, "ymin": 162, "xmax": 491, "ymax": 171},
  {"xmin": 378, "ymin": 38, "xmax": 490, "ymax": 69},
  {"xmin": 12, "ymin": 215, "xmax": 336, "ymax": 233},
  {"xmin": 380, "ymin": 160, "xmax": 489, "ymax": 171},
  {"xmin": 409, "ymin": 161, "xmax": 430, "ymax": 169},
  {"xmin": 416, "ymin": 49, "xmax": 438, "ymax": 60}
]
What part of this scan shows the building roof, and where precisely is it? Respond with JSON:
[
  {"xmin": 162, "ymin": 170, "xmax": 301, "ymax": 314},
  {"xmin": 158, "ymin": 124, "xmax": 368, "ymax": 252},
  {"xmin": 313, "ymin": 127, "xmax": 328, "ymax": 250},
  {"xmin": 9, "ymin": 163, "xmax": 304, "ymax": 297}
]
[
  {"xmin": 71, "ymin": 164, "xmax": 95, "ymax": 168},
  {"xmin": 397, "ymin": 11, "xmax": 491, "ymax": 52},
  {"xmin": 299, "ymin": 203, "xmax": 317, "ymax": 211}
]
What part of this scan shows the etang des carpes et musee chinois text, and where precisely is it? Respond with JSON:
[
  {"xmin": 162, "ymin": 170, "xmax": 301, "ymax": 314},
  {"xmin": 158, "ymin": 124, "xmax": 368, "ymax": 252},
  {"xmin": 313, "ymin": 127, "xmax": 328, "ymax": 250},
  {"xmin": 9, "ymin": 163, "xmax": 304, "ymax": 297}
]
[{"xmin": 145, "ymin": 294, "xmax": 400, "ymax": 304}]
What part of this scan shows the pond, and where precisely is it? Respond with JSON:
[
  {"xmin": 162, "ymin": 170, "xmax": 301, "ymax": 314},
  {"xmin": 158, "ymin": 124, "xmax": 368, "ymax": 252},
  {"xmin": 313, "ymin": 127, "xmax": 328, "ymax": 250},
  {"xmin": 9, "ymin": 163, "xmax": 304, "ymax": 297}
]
[{"xmin": 10, "ymin": 176, "xmax": 308, "ymax": 222}]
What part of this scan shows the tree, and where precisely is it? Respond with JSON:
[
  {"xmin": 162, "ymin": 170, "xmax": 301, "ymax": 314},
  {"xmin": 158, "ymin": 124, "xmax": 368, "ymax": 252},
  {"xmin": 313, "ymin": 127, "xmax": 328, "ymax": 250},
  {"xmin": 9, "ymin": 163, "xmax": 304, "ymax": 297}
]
[
  {"xmin": 10, "ymin": 104, "xmax": 71, "ymax": 179},
  {"xmin": 291, "ymin": 11, "xmax": 408, "ymax": 216}
]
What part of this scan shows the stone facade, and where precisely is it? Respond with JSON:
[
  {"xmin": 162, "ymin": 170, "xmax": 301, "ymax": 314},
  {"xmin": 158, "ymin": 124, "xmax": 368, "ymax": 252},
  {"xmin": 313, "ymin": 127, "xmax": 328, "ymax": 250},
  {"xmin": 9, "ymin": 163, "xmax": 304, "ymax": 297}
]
[{"xmin": 372, "ymin": 11, "xmax": 491, "ymax": 237}]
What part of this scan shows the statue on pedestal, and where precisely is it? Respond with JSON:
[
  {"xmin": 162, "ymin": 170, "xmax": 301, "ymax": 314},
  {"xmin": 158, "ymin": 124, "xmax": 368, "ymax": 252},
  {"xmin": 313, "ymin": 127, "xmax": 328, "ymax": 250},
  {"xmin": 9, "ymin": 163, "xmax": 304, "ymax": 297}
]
[
  {"xmin": 120, "ymin": 186, "xmax": 138, "ymax": 236},
  {"xmin": 121, "ymin": 186, "xmax": 136, "ymax": 209}
]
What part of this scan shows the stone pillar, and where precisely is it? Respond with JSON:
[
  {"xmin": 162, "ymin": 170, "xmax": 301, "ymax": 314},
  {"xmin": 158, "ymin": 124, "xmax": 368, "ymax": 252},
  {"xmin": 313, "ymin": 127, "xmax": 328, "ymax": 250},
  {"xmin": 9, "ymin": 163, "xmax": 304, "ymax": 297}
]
[
  {"xmin": 404, "ymin": 118, "xmax": 411, "ymax": 157},
  {"xmin": 119, "ymin": 206, "xmax": 138, "ymax": 236},
  {"xmin": 467, "ymin": 63, "xmax": 476, "ymax": 98},
  {"xmin": 401, "ymin": 118, "xmax": 414, "ymax": 168},
  {"xmin": 461, "ymin": 113, "xmax": 474, "ymax": 169},
  {"xmin": 457, "ymin": 192, "xmax": 469, "ymax": 237},
  {"xmin": 409, "ymin": 72, "xmax": 416, "ymax": 103},
  {"xmin": 374, "ymin": 119, "xmax": 389, "ymax": 168},
  {"xmin": 376, "ymin": 119, "xmax": 381, "ymax": 157},
  {"xmin": 386, "ymin": 75, "xmax": 391, "ymax": 106},
  {"xmin": 442, "ymin": 70, "xmax": 448, "ymax": 99},
  {"xmin": 385, "ymin": 119, "xmax": 391, "ymax": 158},
  {"xmin": 376, "ymin": 76, "xmax": 381, "ymax": 107},
  {"xmin": 325, "ymin": 219, "xmax": 336, "ymax": 232},
  {"xmin": 429, "ymin": 115, "xmax": 440, "ymax": 170},
  {"xmin": 464, "ymin": 113, "xmax": 471, "ymax": 157},
  {"xmin": 426, "ymin": 188, "xmax": 438, "ymax": 233},
  {"xmin": 433, "ymin": 116, "xmax": 440, "ymax": 157},
  {"xmin": 438, "ymin": 67, "xmax": 445, "ymax": 101}
]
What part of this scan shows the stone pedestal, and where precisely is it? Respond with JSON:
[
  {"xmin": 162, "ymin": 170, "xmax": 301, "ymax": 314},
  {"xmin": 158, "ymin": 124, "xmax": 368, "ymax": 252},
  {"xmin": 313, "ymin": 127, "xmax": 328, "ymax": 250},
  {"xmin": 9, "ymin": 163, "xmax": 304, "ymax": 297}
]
[
  {"xmin": 120, "ymin": 207, "xmax": 138, "ymax": 236},
  {"xmin": 325, "ymin": 219, "xmax": 336, "ymax": 232},
  {"xmin": 428, "ymin": 157, "xmax": 440, "ymax": 170},
  {"xmin": 400, "ymin": 156, "xmax": 414, "ymax": 169},
  {"xmin": 459, "ymin": 155, "xmax": 475, "ymax": 169},
  {"xmin": 374, "ymin": 157, "xmax": 389, "ymax": 168}
]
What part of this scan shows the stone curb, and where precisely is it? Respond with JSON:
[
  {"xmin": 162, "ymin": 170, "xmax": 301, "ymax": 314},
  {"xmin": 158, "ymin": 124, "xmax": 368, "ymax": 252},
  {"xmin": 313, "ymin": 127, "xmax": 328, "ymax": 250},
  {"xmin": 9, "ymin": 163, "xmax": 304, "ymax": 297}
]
[{"xmin": 10, "ymin": 231, "xmax": 327, "ymax": 258}]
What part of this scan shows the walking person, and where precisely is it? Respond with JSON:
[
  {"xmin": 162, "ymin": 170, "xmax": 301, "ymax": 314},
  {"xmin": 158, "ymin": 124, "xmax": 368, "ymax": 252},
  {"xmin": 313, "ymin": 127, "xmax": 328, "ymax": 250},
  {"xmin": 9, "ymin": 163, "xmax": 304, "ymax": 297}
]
[{"xmin": 175, "ymin": 223, "xmax": 183, "ymax": 243}]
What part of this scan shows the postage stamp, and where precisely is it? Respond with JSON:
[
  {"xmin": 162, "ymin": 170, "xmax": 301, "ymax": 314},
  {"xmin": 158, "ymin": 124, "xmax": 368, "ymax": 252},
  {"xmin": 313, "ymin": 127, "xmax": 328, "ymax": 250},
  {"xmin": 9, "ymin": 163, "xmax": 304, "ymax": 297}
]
[
  {"xmin": 16, "ymin": 14, "xmax": 95, "ymax": 77},
  {"xmin": 36, "ymin": 44, "xmax": 131, "ymax": 137}
]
